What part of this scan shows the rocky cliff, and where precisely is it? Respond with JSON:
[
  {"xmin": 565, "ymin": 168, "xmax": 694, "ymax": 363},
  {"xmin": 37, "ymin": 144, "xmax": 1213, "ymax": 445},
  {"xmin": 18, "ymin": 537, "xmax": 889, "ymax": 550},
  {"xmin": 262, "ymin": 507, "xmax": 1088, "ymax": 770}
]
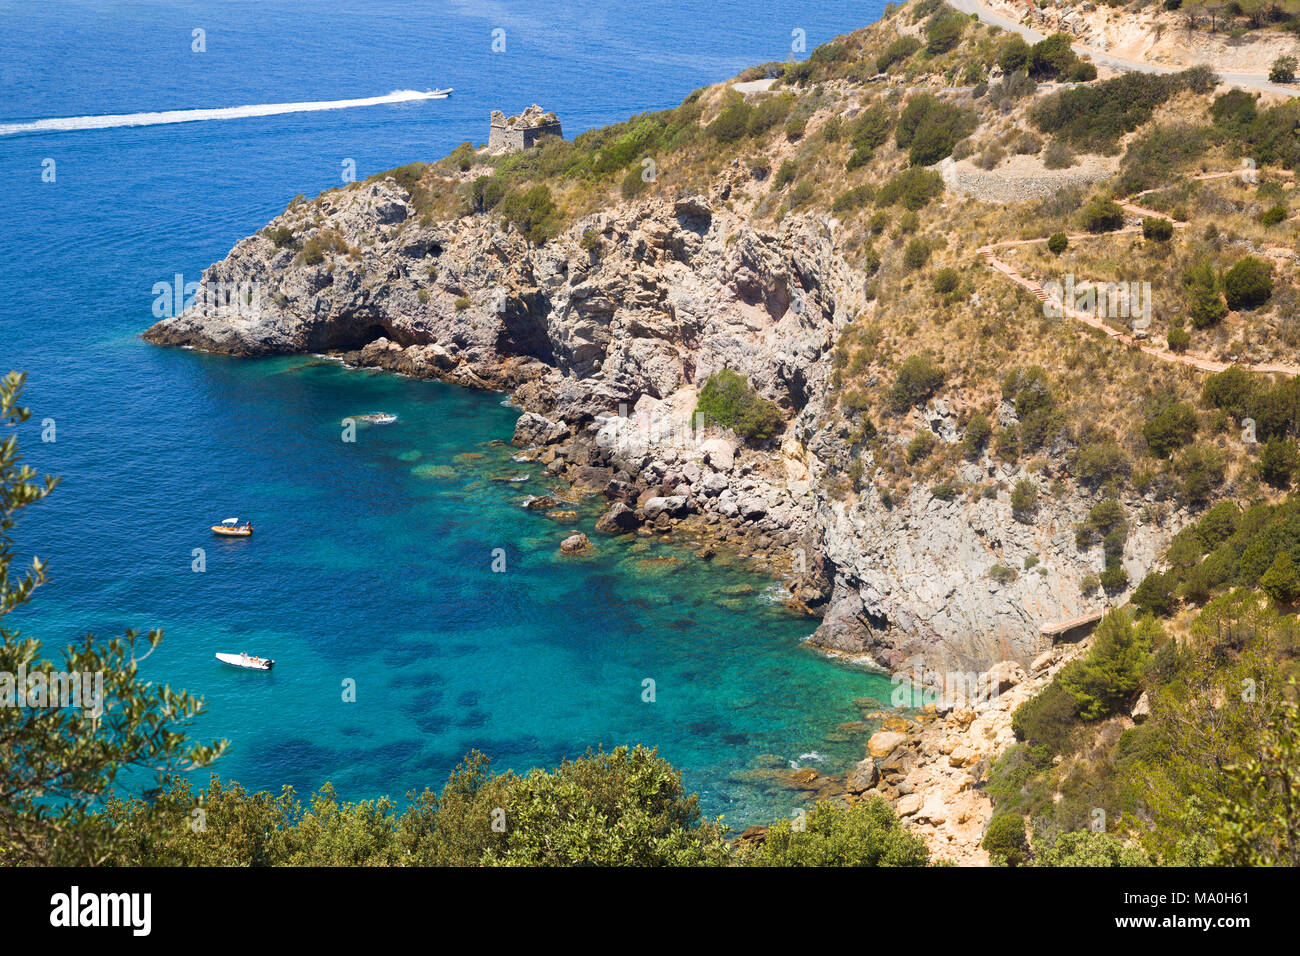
[{"xmin": 145, "ymin": 161, "xmax": 1174, "ymax": 674}]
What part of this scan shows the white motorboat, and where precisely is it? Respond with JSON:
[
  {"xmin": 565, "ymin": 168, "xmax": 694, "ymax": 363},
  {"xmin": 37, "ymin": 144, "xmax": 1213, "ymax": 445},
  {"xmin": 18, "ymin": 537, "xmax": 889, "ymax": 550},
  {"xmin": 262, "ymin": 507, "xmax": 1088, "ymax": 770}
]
[
  {"xmin": 216, "ymin": 652, "xmax": 274, "ymax": 671},
  {"xmin": 429, "ymin": 87, "xmax": 453, "ymax": 99}
]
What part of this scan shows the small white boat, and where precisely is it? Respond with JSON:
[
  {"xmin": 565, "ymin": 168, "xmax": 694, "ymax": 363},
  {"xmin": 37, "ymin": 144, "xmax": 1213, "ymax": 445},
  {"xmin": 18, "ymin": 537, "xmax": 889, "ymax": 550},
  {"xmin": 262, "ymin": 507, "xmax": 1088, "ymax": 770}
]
[
  {"xmin": 429, "ymin": 87, "xmax": 453, "ymax": 99},
  {"xmin": 212, "ymin": 517, "xmax": 253, "ymax": 537},
  {"xmin": 216, "ymin": 652, "xmax": 274, "ymax": 671},
  {"xmin": 357, "ymin": 412, "xmax": 397, "ymax": 424}
]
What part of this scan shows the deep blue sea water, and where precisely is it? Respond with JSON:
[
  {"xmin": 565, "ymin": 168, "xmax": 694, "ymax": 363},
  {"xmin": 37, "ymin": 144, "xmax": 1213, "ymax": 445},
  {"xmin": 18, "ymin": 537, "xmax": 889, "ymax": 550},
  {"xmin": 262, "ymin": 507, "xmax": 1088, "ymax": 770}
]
[{"xmin": 0, "ymin": 0, "xmax": 892, "ymax": 825}]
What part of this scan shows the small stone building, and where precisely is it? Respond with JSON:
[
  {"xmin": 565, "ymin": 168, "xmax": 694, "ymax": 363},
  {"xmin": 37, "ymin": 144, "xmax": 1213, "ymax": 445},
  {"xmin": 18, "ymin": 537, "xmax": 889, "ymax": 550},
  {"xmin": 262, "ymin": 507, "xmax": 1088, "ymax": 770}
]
[{"xmin": 488, "ymin": 105, "xmax": 563, "ymax": 152}]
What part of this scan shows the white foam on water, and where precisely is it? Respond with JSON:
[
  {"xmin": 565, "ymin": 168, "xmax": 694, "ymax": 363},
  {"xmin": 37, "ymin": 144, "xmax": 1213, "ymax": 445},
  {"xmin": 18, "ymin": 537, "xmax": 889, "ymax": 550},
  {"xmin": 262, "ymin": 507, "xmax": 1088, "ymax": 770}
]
[{"xmin": 0, "ymin": 89, "xmax": 444, "ymax": 136}]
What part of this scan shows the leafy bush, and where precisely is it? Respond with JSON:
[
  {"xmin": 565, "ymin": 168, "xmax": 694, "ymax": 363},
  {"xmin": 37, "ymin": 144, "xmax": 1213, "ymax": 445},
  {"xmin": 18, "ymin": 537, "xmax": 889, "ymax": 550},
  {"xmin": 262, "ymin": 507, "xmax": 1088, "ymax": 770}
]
[
  {"xmin": 471, "ymin": 175, "xmax": 506, "ymax": 211},
  {"xmin": 1010, "ymin": 479, "xmax": 1038, "ymax": 520},
  {"xmin": 1131, "ymin": 571, "xmax": 1177, "ymax": 617},
  {"xmin": 1259, "ymin": 437, "xmax": 1300, "ymax": 488},
  {"xmin": 1075, "ymin": 440, "xmax": 1130, "ymax": 488},
  {"xmin": 1271, "ymin": 56, "xmax": 1298, "ymax": 84},
  {"xmin": 983, "ymin": 814, "xmax": 1030, "ymax": 866},
  {"xmin": 963, "ymin": 413, "xmax": 992, "ymax": 456},
  {"xmin": 1035, "ymin": 831, "xmax": 1152, "ymax": 866},
  {"xmin": 1260, "ymin": 204, "xmax": 1287, "ymax": 227},
  {"xmin": 907, "ymin": 431, "xmax": 936, "ymax": 463},
  {"xmin": 1142, "ymin": 217, "xmax": 1174, "ymax": 241},
  {"xmin": 1030, "ymin": 69, "xmax": 1215, "ymax": 153},
  {"xmin": 694, "ymin": 369, "xmax": 785, "ymax": 441},
  {"xmin": 1027, "ymin": 34, "xmax": 1081, "ymax": 80},
  {"xmin": 999, "ymin": 36, "xmax": 1031, "ymax": 74},
  {"xmin": 1058, "ymin": 611, "xmax": 1156, "ymax": 720},
  {"xmin": 1047, "ymin": 232, "xmax": 1068, "ymax": 255},
  {"xmin": 1142, "ymin": 401, "xmax": 1197, "ymax": 458},
  {"xmin": 499, "ymin": 184, "xmax": 559, "ymax": 243},
  {"xmin": 707, "ymin": 91, "xmax": 753, "ymax": 143},
  {"xmin": 264, "ymin": 225, "xmax": 296, "ymax": 248},
  {"xmin": 1223, "ymin": 256, "xmax": 1274, "ymax": 311},
  {"xmin": 875, "ymin": 167, "xmax": 945, "ymax": 210},
  {"xmin": 876, "ymin": 35, "xmax": 922, "ymax": 73},
  {"xmin": 902, "ymin": 237, "xmax": 931, "ymax": 271},
  {"xmin": 895, "ymin": 94, "xmax": 978, "ymax": 166},
  {"xmin": 932, "ymin": 267, "xmax": 960, "ymax": 296},
  {"xmin": 1080, "ymin": 197, "xmax": 1124, "ymax": 233},
  {"xmin": 1183, "ymin": 260, "xmax": 1227, "ymax": 328},
  {"xmin": 741, "ymin": 797, "xmax": 928, "ymax": 866},
  {"xmin": 924, "ymin": 12, "xmax": 966, "ymax": 55},
  {"xmin": 1167, "ymin": 326, "xmax": 1190, "ymax": 352}
]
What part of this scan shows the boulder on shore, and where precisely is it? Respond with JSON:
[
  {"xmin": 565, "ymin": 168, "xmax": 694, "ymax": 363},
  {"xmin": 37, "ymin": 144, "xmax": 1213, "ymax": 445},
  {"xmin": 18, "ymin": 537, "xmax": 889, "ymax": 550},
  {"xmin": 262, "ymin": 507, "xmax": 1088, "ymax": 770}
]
[
  {"xmin": 595, "ymin": 502, "xmax": 640, "ymax": 534},
  {"xmin": 560, "ymin": 532, "xmax": 592, "ymax": 554}
]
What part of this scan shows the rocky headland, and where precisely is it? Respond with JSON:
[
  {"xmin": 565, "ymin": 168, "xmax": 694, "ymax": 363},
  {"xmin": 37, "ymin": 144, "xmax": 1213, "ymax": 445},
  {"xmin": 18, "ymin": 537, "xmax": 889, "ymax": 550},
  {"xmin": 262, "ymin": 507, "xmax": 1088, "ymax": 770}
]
[{"xmin": 145, "ymin": 172, "xmax": 1176, "ymax": 675}]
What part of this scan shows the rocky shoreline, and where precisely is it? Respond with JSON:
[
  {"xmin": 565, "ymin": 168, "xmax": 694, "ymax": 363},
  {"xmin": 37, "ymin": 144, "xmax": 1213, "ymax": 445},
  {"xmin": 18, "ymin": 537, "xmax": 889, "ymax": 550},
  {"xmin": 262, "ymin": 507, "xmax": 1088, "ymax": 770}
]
[{"xmin": 145, "ymin": 172, "xmax": 1174, "ymax": 676}]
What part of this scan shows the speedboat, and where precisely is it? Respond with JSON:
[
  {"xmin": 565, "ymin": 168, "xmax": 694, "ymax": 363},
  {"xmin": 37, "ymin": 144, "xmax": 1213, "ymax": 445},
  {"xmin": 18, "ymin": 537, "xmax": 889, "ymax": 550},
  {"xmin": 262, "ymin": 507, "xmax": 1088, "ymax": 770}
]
[
  {"xmin": 357, "ymin": 412, "xmax": 397, "ymax": 424},
  {"xmin": 216, "ymin": 652, "xmax": 274, "ymax": 671},
  {"xmin": 429, "ymin": 88, "xmax": 453, "ymax": 99},
  {"xmin": 212, "ymin": 517, "xmax": 253, "ymax": 536}
]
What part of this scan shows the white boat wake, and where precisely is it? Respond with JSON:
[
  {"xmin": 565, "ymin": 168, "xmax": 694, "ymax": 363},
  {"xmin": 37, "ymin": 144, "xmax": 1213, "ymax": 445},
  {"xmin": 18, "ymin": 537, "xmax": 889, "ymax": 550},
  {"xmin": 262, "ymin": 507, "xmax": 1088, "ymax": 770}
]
[{"xmin": 0, "ymin": 88, "xmax": 450, "ymax": 136}]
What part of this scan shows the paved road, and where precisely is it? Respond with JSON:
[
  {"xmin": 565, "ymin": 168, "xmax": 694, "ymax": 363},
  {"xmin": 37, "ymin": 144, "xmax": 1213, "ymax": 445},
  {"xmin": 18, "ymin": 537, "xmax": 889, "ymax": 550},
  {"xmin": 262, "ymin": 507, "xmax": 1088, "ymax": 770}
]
[{"xmin": 946, "ymin": 0, "xmax": 1297, "ymax": 97}]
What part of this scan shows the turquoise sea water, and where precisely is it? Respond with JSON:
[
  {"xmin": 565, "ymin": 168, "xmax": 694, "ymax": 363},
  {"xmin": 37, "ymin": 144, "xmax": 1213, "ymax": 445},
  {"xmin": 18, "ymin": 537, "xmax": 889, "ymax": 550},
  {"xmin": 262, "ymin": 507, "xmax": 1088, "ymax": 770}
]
[{"xmin": 0, "ymin": 0, "xmax": 892, "ymax": 825}]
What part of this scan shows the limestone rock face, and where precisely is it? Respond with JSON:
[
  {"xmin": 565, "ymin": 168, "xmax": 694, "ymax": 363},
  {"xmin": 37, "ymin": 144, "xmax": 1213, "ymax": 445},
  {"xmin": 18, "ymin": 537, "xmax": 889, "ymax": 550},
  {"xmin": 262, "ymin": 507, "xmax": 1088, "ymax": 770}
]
[{"xmin": 143, "ymin": 168, "xmax": 1183, "ymax": 673}]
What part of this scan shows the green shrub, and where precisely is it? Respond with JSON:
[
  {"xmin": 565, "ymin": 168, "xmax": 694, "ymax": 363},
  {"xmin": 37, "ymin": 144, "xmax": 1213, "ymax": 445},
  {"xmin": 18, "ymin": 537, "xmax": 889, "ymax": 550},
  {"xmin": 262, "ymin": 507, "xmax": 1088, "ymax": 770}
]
[
  {"xmin": 471, "ymin": 175, "xmax": 506, "ymax": 212},
  {"xmin": 1183, "ymin": 259, "xmax": 1227, "ymax": 328},
  {"xmin": 453, "ymin": 296, "xmax": 471, "ymax": 311},
  {"xmin": 1142, "ymin": 217, "xmax": 1174, "ymax": 241},
  {"xmin": 1259, "ymin": 204, "xmax": 1287, "ymax": 227},
  {"xmin": 1167, "ymin": 326, "xmax": 1191, "ymax": 352},
  {"xmin": 1131, "ymin": 571, "xmax": 1177, "ymax": 617},
  {"xmin": 1270, "ymin": 55, "xmax": 1297, "ymax": 84},
  {"xmin": 1010, "ymin": 479, "xmax": 1038, "ymax": 519},
  {"xmin": 263, "ymin": 225, "xmax": 296, "ymax": 248},
  {"xmin": 907, "ymin": 431, "xmax": 936, "ymax": 463},
  {"xmin": 931, "ymin": 482, "xmax": 957, "ymax": 501},
  {"xmin": 1027, "ymin": 34, "xmax": 1081, "ymax": 80},
  {"xmin": 1059, "ymin": 611, "xmax": 1155, "ymax": 720},
  {"xmin": 741, "ymin": 797, "xmax": 929, "ymax": 866},
  {"xmin": 1075, "ymin": 441, "xmax": 1130, "ymax": 488},
  {"xmin": 694, "ymin": 369, "xmax": 785, "ymax": 441},
  {"xmin": 1012, "ymin": 679, "xmax": 1079, "ymax": 751},
  {"xmin": 902, "ymin": 237, "xmax": 931, "ymax": 271},
  {"xmin": 500, "ymin": 184, "xmax": 559, "ymax": 243},
  {"xmin": 1223, "ymin": 256, "xmax": 1274, "ymax": 311},
  {"xmin": 1259, "ymin": 437, "xmax": 1300, "ymax": 488},
  {"xmin": 989, "ymin": 563, "xmax": 1018, "ymax": 584},
  {"xmin": 895, "ymin": 94, "xmax": 978, "ymax": 166},
  {"xmin": 932, "ymin": 267, "xmax": 960, "ymax": 296},
  {"xmin": 890, "ymin": 354, "xmax": 945, "ymax": 410},
  {"xmin": 876, "ymin": 35, "xmax": 922, "ymax": 73},
  {"xmin": 1047, "ymin": 232, "xmax": 1068, "ymax": 255},
  {"xmin": 963, "ymin": 413, "xmax": 992, "ymax": 456},
  {"xmin": 924, "ymin": 12, "xmax": 965, "ymax": 55},
  {"xmin": 999, "ymin": 36, "xmax": 1031, "ymax": 74},
  {"xmin": 707, "ymin": 91, "xmax": 754, "ymax": 143},
  {"xmin": 1035, "ymin": 831, "xmax": 1152, "ymax": 866},
  {"xmin": 1142, "ymin": 401, "xmax": 1198, "ymax": 458},
  {"xmin": 1080, "ymin": 197, "xmax": 1124, "ymax": 233},
  {"xmin": 876, "ymin": 167, "xmax": 945, "ymax": 210},
  {"xmin": 1261, "ymin": 551, "xmax": 1300, "ymax": 603},
  {"xmin": 1030, "ymin": 69, "xmax": 1214, "ymax": 153},
  {"xmin": 983, "ymin": 814, "xmax": 1031, "ymax": 866}
]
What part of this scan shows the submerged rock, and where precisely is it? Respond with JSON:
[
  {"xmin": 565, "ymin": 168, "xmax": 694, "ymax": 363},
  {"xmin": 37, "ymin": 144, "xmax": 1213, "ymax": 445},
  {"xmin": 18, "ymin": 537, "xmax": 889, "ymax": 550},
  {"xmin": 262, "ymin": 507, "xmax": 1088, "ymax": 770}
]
[{"xmin": 560, "ymin": 532, "xmax": 591, "ymax": 554}]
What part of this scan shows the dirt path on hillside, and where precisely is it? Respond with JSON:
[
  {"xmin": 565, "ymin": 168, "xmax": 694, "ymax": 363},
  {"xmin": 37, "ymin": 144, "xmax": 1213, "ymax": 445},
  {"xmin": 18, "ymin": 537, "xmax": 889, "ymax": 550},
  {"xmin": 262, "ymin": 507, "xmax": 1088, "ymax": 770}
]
[{"xmin": 977, "ymin": 169, "xmax": 1300, "ymax": 377}]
